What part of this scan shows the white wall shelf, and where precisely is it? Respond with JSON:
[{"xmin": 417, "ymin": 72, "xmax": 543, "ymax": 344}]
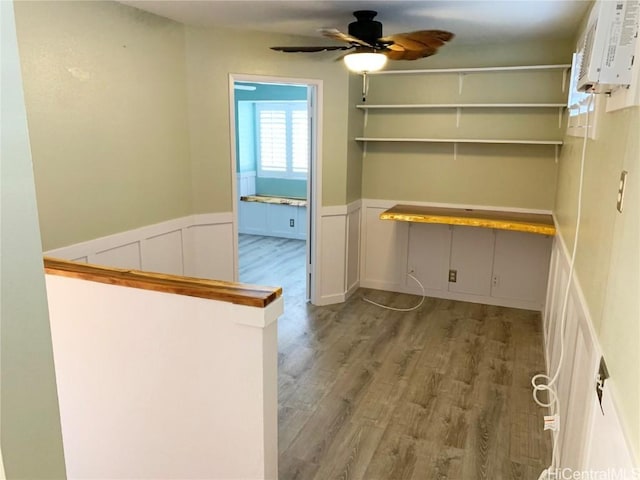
[
  {"xmin": 367, "ymin": 64, "xmax": 572, "ymax": 76},
  {"xmin": 356, "ymin": 137, "xmax": 563, "ymax": 145},
  {"xmin": 356, "ymin": 103, "xmax": 567, "ymax": 109},
  {"xmin": 357, "ymin": 64, "xmax": 568, "ymax": 160}
]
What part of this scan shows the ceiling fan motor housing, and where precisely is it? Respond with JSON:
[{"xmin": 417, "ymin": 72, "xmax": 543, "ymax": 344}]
[{"xmin": 349, "ymin": 10, "xmax": 383, "ymax": 46}]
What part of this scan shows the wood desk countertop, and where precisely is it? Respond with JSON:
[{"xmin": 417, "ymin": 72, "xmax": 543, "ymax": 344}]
[
  {"xmin": 240, "ymin": 195, "xmax": 307, "ymax": 207},
  {"xmin": 380, "ymin": 205, "xmax": 555, "ymax": 236}
]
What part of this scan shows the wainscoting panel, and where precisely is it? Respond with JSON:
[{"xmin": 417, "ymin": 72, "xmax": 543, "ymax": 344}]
[
  {"xmin": 544, "ymin": 231, "xmax": 637, "ymax": 475},
  {"xmin": 360, "ymin": 201, "xmax": 408, "ymax": 291},
  {"xmin": 315, "ymin": 200, "xmax": 361, "ymax": 306},
  {"xmin": 345, "ymin": 204, "xmax": 361, "ymax": 297},
  {"xmin": 183, "ymin": 221, "xmax": 234, "ymax": 282},
  {"xmin": 45, "ymin": 213, "xmax": 234, "ymax": 282},
  {"xmin": 141, "ymin": 230, "xmax": 184, "ymax": 275},
  {"xmin": 93, "ymin": 242, "xmax": 141, "ymax": 270},
  {"xmin": 237, "ymin": 171, "xmax": 257, "ymax": 197}
]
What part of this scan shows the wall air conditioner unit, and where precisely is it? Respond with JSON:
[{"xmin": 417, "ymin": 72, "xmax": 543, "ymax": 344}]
[{"xmin": 577, "ymin": 0, "xmax": 639, "ymax": 93}]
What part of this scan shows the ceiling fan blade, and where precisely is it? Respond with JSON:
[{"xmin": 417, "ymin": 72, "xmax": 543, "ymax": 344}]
[
  {"xmin": 271, "ymin": 45, "xmax": 350, "ymax": 53},
  {"xmin": 381, "ymin": 30, "xmax": 454, "ymax": 60},
  {"xmin": 320, "ymin": 28, "xmax": 373, "ymax": 48},
  {"xmin": 384, "ymin": 48, "xmax": 432, "ymax": 61}
]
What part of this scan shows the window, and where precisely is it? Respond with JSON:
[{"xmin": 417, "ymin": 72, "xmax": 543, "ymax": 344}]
[
  {"xmin": 567, "ymin": 52, "xmax": 597, "ymax": 138},
  {"xmin": 256, "ymin": 102, "xmax": 309, "ymax": 179}
]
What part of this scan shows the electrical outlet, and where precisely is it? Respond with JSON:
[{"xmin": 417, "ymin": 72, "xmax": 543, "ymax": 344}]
[
  {"xmin": 289, "ymin": 219, "xmax": 295, "ymax": 227},
  {"xmin": 596, "ymin": 356, "xmax": 610, "ymax": 414},
  {"xmin": 448, "ymin": 269, "xmax": 457, "ymax": 283},
  {"xmin": 617, "ymin": 170, "xmax": 628, "ymax": 213}
]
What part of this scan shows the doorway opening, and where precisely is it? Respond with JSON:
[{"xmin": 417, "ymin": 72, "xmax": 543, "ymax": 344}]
[{"xmin": 229, "ymin": 75, "xmax": 321, "ymax": 304}]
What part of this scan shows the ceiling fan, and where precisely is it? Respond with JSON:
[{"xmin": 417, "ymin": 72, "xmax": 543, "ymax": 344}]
[{"xmin": 270, "ymin": 10, "xmax": 454, "ymax": 72}]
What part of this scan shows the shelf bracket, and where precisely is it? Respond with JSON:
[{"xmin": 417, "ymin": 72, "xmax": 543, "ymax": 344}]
[
  {"xmin": 362, "ymin": 139, "xmax": 368, "ymax": 159},
  {"xmin": 555, "ymin": 144, "xmax": 559, "ymax": 163},
  {"xmin": 363, "ymin": 109, "xmax": 369, "ymax": 129},
  {"xmin": 456, "ymin": 107, "xmax": 461, "ymax": 128},
  {"xmin": 453, "ymin": 142, "xmax": 458, "ymax": 161},
  {"xmin": 458, "ymin": 73, "xmax": 465, "ymax": 95},
  {"xmin": 562, "ymin": 68, "xmax": 569, "ymax": 93},
  {"xmin": 558, "ymin": 107, "xmax": 563, "ymax": 129}
]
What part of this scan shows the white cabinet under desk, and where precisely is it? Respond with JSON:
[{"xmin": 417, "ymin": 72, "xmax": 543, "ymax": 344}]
[
  {"xmin": 376, "ymin": 204, "xmax": 554, "ymax": 311},
  {"xmin": 238, "ymin": 196, "xmax": 307, "ymax": 240}
]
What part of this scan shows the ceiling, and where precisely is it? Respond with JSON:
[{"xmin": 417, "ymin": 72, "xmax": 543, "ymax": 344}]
[{"xmin": 119, "ymin": 0, "xmax": 591, "ymax": 45}]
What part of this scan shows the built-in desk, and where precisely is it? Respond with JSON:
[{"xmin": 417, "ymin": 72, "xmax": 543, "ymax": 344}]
[
  {"xmin": 380, "ymin": 205, "xmax": 555, "ymax": 236},
  {"xmin": 366, "ymin": 204, "xmax": 554, "ymax": 310},
  {"xmin": 238, "ymin": 195, "xmax": 307, "ymax": 240}
]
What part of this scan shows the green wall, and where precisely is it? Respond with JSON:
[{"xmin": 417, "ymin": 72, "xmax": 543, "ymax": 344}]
[
  {"xmin": 1, "ymin": 1, "xmax": 66, "ymax": 476},
  {"xmin": 553, "ymin": 3, "xmax": 639, "ymax": 459},
  {"xmin": 14, "ymin": 0, "xmax": 193, "ymax": 251},
  {"xmin": 356, "ymin": 39, "xmax": 573, "ymax": 210},
  {"xmin": 185, "ymin": 25, "xmax": 351, "ymax": 212},
  {"xmin": 555, "ymin": 99, "xmax": 640, "ymax": 458},
  {"xmin": 13, "ymin": 1, "xmax": 354, "ymax": 248}
]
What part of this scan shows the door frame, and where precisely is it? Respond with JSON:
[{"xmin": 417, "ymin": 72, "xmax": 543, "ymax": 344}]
[{"xmin": 228, "ymin": 73, "xmax": 323, "ymax": 304}]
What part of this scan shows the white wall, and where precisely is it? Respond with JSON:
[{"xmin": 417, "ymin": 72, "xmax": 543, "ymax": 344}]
[{"xmin": 46, "ymin": 274, "xmax": 282, "ymax": 479}]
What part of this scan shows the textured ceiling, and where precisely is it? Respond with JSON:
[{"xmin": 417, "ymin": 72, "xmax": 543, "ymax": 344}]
[{"xmin": 118, "ymin": 0, "xmax": 591, "ymax": 45}]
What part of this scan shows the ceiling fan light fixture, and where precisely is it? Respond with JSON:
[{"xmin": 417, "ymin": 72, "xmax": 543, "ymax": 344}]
[{"xmin": 343, "ymin": 52, "xmax": 387, "ymax": 73}]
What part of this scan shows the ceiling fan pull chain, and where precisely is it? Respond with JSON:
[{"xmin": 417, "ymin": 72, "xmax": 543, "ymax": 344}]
[{"xmin": 362, "ymin": 72, "xmax": 369, "ymax": 103}]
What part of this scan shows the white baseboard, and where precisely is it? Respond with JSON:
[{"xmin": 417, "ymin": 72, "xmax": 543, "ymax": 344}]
[{"xmin": 315, "ymin": 293, "xmax": 346, "ymax": 306}]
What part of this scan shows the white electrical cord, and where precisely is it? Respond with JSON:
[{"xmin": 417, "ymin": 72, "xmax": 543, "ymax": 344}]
[
  {"xmin": 363, "ymin": 272, "xmax": 426, "ymax": 311},
  {"xmin": 532, "ymin": 93, "xmax": 594, "ymax": 480}
]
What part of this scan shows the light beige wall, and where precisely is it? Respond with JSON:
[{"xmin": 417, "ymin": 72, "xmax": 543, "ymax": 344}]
[
  {"xmin": 14, "ymin": 0, "xmax": 192, "ymax": 251},
  {"xmin": 1, "ymin": 1, "xmax": 66, "ymax": 476},
  {"xmin": 359, "ymin": 39, "xmax": 573, "ymax": 209},
  {"xmin": 184, "ymin": 26, "xmax": 351, "ymax": 211},
  {"xmin": 555, "ymin": 100, "xmax": 640, "ymax": 457},
  {"xmin": 346, "ymin": 73, "xmax": 365, "ymax": 203}
]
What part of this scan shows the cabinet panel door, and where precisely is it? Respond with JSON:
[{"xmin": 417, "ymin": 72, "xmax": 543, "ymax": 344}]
[
  {"xmin": 407, "ymin": 223, "xmax": 451, "ymax": 292},
  {"xmin": 267, "ymin": 204, "xmax": 297, "ymax": 237},
  {"xmin": 363, "ymin": 207, "xmax": 407, "ymax": 285},
  {"xmin": 449, "ymin": 226, "xmax": 495, "ymax": 296},
  {"xmin": 492, "ymin": 230, "xmax": 552, "ymax": 304},
  {"xmin": 238, "ymin": 201, "xmax": 268, "ymax": 235}
]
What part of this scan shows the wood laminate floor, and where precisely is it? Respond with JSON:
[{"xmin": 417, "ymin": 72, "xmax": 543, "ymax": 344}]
[{"xmin": 239, "ymin": 234, "xmax": 551, "ymax": 480}]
